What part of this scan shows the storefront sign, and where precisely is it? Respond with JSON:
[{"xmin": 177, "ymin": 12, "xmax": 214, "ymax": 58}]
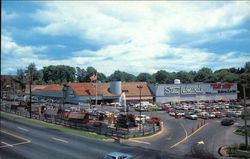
[
  {"xmin": 210, "ymin": 83, "xmax": 234, "ymax": 89},
  {"xmin": 164, "ymin": 85, "xmax": 204, "ymax": 95}
]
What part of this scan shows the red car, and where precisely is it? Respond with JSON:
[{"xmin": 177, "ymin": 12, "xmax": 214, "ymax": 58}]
[{"xmin": 147, "ymin": 117, "xmax": 161, "ymax": 123}]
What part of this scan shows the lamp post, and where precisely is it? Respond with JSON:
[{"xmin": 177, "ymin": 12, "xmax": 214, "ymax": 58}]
[
  {"xmin": 29, "ymin": 70, "xmax": 33, "ymax": 118},
  {"xmin": 243, "ymin": 85, "xmax": 248, "ymax": 149},
  {"xmin": 137, "ymin": 85, "xmax": 143, "ymax": 132},
  {"xmin": 62, "ymin": 84, "xmax": 67, "ymax": 118}
]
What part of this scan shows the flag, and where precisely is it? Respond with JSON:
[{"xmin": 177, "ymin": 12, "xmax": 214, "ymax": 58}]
[{"xmin": 90, "ymin": 74, "xmax": 97, "ymax": 81}]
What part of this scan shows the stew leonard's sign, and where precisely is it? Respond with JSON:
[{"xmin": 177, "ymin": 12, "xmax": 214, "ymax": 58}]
[{"xmin": 163, "ymin": 83, "xmax": 236, "ymax": 96}]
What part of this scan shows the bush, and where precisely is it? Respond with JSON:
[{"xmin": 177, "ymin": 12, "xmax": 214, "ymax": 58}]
[{"xmin": 239, "ymin": 143, "xmax": 250, "ymax": 151}]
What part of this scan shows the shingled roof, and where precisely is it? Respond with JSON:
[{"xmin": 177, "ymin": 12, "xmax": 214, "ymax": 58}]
[
  {"xmin": 97, "ymin": 82, "xmax": 152, "ymax": 97},
  {"xmin": 66, "ymin": 83, "xmax": 96, "ymax": 96},
  {"xmin": 25, "ymin": 85, "xmax": 48, "ymax": 94},
  {"xmin": 42, "ymin": 84, "xmax": 63, "ymax": 92}
]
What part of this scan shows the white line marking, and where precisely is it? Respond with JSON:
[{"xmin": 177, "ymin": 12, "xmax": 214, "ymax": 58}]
[
  {"xmin": 18, "ymin": 127, "xmax": 29, "ymax": 132},
  {"xmin": 0, "ymin": 141, "xmax": 30, "ymax": 148},
  {"xmin": 1, "ymin": 142, "xmax": 13, "ymax": 147},
  {"xmin": 180, "ymin": 122, "xmax": 188, "ymax": 138},
  {"xmin": 129, "ymin": 140, "xmax": 150, "ymax": 144},
  {"xmin": 52, "ymin": 137, "xmax": 68, "ymax": 143}
]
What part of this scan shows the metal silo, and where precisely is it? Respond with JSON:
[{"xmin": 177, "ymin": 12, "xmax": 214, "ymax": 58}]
[{"xmin": 110, "ymin": 81, "xmax": 122, "ymax": 95}]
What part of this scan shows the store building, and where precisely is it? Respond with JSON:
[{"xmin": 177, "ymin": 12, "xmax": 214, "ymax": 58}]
[{"xmin": 149, "ymin": 83, "xmax": 237, "ymax": 103}]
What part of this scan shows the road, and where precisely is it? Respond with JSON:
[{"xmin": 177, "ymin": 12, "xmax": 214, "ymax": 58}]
[
  {"xmin": 0, "ymin": 111, "xmax": 246, "ymax": 159},
  {"xmin": 0, "ymin": 114, "xmax": 180, "ymax": 159},
  {"xmin": 123, "ymin": 111, "xmax": 245, "ymax": 159}
]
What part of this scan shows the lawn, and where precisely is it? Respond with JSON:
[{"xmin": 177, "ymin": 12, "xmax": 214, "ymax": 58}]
[{"xmin": 1, "ymin": 111, "xmax": 112, "ymax": 140}]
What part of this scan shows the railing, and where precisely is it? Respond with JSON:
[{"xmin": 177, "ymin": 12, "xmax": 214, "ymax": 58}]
[{"xmin": 0, "ymin": 104, "xmax": 161, "ymax": 139}]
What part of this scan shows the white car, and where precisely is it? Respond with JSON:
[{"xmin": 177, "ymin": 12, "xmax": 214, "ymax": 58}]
[
  {"xmin": 208, "ymin": 114, "xmax": 215, "ymax": 118},
  {"xmin": 135, "ymin": 115, "xmax": 150, "ymax": 123}
]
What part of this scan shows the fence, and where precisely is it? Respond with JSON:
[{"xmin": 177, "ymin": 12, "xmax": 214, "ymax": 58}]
[{"xmin": 1, "ymin": 104, "xmax": 161, "ymax": 139}]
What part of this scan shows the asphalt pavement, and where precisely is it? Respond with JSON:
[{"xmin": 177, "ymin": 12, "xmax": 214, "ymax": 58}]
[
  {"xmin": 0, "ymin": 114, "xmax": 178, "ymax": 159},
  {"xmin": 0, "ymin": 110, "xmax": 246, "ymax": 159},
  {"xmin": 122, "ymin": 111, "xmax": 246, "ymax": 159}
]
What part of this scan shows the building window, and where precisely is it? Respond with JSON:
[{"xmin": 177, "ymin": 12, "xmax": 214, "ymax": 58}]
[{"xmin": 122, "ymin": 90, "xmax": 129, "ymax": 93}]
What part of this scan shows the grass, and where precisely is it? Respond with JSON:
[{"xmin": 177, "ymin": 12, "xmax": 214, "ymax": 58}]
[
  {"xmin": 235, "ymin": 126, "xmax": 250, "ymax": 137},
  {"xmin": 226, "ymin": 144, "xmax": 250, "ymax": 159},
  {"xmin": 1, "ymin": 111, "xmax": 112, "ymax": 140}
]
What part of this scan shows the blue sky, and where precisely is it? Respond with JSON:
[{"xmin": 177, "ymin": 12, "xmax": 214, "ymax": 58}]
[{"xmin": 2, "ymin": 1, "xmax": 250, "ymax": 75}]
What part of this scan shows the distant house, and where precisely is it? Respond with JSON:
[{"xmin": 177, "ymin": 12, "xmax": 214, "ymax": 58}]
[
  {"xmin": 32, "ymin": 84, "xmax": 63, "ymax": 99},
  {"xmin": 63, "ymin": 83, "xmax": 101, "ymax": 104}
]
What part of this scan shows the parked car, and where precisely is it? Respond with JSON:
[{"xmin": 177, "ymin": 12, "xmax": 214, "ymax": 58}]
[
  {"xmin": 221, "ymin": 118, "xmax": 234, "ymax": 126},
  {"xmin": 184, "ymin": 112, "xmax": 198, "ymax": 120},
  {"xmin": 212, "ymin": 112, "xmax": 225, "ymax": 118},
  {"xmin": 208, "ymin": 113, "xmax": 215, "ymax": 118},
  {"xmin": 135, "ymin": 115, "xmax": 150, "ymax": 124},
  {"xmin": 147, "ymin": 116, "xmax": 161, "ymax": 124},
  {"xmin": 103, "ymin": 152, "xmax": 133, "ymax": 159}
]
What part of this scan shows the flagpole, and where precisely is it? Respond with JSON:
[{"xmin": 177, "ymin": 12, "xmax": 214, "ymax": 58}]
[{"xmin": 95, "ymin": 73, "xmax": 97, "ymax": 107}]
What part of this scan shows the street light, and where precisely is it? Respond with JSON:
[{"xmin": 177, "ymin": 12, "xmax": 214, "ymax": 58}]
[
  {"xmin": 62, "ymin": 84, "xmax": 67, "ymax": 118},
  {"xmin": 137, "ymin": 85, "xmax": 143, "ymax": 132},
  {"xmin": 29, "ymin": 70, "xmax": 33, "ymax": 118},
  {"xmin": 242, "ymin": 84, "xmax": 249, "ymax": 150}
]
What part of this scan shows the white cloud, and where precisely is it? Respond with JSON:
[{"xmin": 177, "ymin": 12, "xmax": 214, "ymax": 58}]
[
  {"xmin": 32, "ymin": 1, "xmax": 250, "ymax": 43},
  {"xmin": 2, "ymin": 1, "xmax": 250, "ymax": 75},
  {"xmin": 1, "ymin": 35, "xmax": 47, "ymax": 74},
  {"xmin": 2, "ymin": 10, "xmax": 18, "ymax": 21},
  {"xmin": 181, "ymin": 29, "xmax": 249, "ymax": 47}
]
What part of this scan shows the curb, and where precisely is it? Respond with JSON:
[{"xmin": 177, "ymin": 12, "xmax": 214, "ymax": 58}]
[
  {"xmin": 128, "ymin": 122, "xmax": 165, "ymax": 140},
  {"xmin": 218, "ymin": 146, "xmax": 230, "ymax": 157}
]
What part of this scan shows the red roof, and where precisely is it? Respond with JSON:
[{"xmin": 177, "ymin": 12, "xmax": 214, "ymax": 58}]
[
  {"xmin": 42, "ymin": 84, "xmax": 63, "ymax": 92},
  {"xmin": 66, "ymin": 83, "xmax": 96, "ymax": 96},
  {"xmin": 97, "ymin": 82, "xmax": 152, "ymax": 98}
]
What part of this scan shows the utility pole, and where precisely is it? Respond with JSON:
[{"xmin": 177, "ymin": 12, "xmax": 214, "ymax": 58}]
[
  {"xmin": 137, "ymin": 85, "xmax": 143, "ymax": 132},
  {"xmin": 95, "ymin": 73, "xmax": 98, "ymax": 107},
  {"xmin": 243, "ymin": 86, "xmax": 248, "ymax": 149},
  {"xmin": 29, "ymin": 70, "xmax": 33, "ymax": 118}
]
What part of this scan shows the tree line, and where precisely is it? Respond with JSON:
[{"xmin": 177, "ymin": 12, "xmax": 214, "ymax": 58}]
[{"xmin": 2, "ymin": 61, "xmax": 250, "ymax": 98}]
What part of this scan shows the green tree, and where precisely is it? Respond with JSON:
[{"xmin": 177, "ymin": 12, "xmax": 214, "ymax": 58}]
[
  {"xmin": 12, "ymin": 69, "xmax": 26, "ymax": 91},
  {"xmin": 136, "ymin": 73, "xmax": 155, "ymax": 83},
  {"xmin": 244, "ymin": 61, "xmax": 250, "ymax": 73},
  {"xmin": 175, "ymin": 71, "xmax": 194, "ymax": 83},
  {"xmin": 154, "ymin": 70, "xmax": 173, "ymax": 84},
  {"xmin": 86, "ymin": 66, "xmax": 97, "ymax": 82},
  {"xmin": 214, "ymin": 69, "xmax": 239, "ymax": 82},
  {"xmin": 25, "ymin": 63, "xmax": 41, "ymax": 82},
  {"xmin": 97, "ymin": 72, "xmax": 107, "ymax": 83},
  {"xmin": 76, "ymin": 67, "xmax": 87, "ymax": 82},
  {"xmin": 42, "ymin": 65, "xmax": 75, "ymax": 83},
  {"xmin": 194, "ymin": 67, "xmax": 214, "ymax": 83},
  {"xmin": 108, "ymin": 70, "xmax": 136, "ymax": 82}
]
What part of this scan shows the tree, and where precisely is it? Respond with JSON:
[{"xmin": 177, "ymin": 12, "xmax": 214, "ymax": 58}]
[
  {"xmin": 42, "ymin": 65, "xmax": 76, "ymax": 83},
  {"xmin": 108, "ymin": 70, "xmax": 136, "ymax": 82},
  {"xmin": 76, "ymin": 67, "xmax": 87, "ymax": 82},
  {"xmin": 194, "ymin": 67, "xmax": 214, "ymax": 83},
  {"xmin": 12, "ymin": 69, "xmax": 26, "ymax": 92},
  {"xmin": 244, "ymin": 62, "xmax": 250, "ymax": 73},
  {"xmin": 136, "ymin": 73, "xmax": 155, "ymax": 83},
  {"xmin": 97, "ymin": 72, "xmax": 107, "ymax": 83},
  {"xmin": 25, "ymin": 63, "xmax": 41, "ymax": 82},
  {"xmin": 86, "ymin": 66, "xmax": 97, "ymax": 82},
  {"xmin": 214, "ymin": 69, "xmax": 239, "ymax": 82},
  {"xmin": 154, "ymin": 70, "xmax": 173, "ymax": 84},
  {"xmin": 175, "ymin": 71, "xmax": 193, "ymax": 83}
]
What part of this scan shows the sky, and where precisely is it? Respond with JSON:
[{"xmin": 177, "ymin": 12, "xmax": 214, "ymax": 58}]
[{"xmin": 2, "ymin": 1, "xmax": 250, "ymax": 75}]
